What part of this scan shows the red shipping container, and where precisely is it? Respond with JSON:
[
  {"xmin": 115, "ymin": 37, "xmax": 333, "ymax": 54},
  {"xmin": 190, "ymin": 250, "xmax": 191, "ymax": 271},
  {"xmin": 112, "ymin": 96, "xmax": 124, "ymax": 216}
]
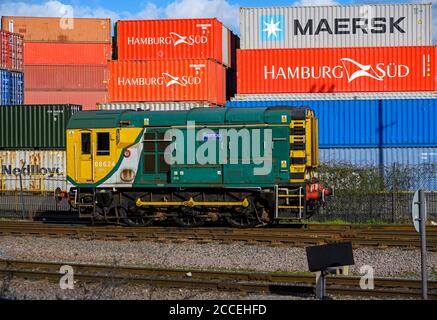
[
  {"xmin": 9, "ymin": 32, "xmax": 24, "ymax": 72},
  {"xmin": 237, "ymin": 46, "xmax": 436, "ymax": 94},
  {"xmin": 24, "ymin": 65, "xmax": 108, "ymax": 90},
  {"xmin": 0, "ymin": 30, "xmax": 10, "ymax": 70},
  {"xmin": 109, "ymin": 60, "xmax": 226, "ymax": 105},
  {"xmin": 1, "ymin": 30, "xmax": 24, "ymax": 71},
  {"xmin": 25, "ymin": 90, "xmax": 107, "ymax": 110},
  {"xmin": 116, "ymin": 19, "xmax": 236, "ymax": 68},
  {"xmin": 24, "ymin": 42, "xmax": 111, "ymax": 65}
]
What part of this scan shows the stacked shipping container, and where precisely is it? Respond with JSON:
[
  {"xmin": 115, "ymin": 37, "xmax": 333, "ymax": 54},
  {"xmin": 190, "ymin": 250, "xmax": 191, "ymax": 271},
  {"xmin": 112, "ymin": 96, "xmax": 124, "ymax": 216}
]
[
  {"xmin": 0, "ymin": 29, "xmax": 24, "ymax": 105},
  {"xmin": 105, "ymin": 18, "xmax": 238, "ymax": 109},
  {"xmin": 237, "ymin": 46, "xmax": 435, "ymax": 94},
  {"xmin": 1, "ymin": 17, "xmax": 111, "ymax": 110},
  {"xmin": 237, "ymin": 3, "xmax": 435, "ymax": 94},
  {"xmin": 231, "ymin": 3, "xmax": 437, "ymax": 183},
  {"xmin": 0, "ymin": 104, "xmax": 81, "ymax": 192},
  {"xmin": 226, "ymin": 98, "xmax": 437, "ymax": 148}
]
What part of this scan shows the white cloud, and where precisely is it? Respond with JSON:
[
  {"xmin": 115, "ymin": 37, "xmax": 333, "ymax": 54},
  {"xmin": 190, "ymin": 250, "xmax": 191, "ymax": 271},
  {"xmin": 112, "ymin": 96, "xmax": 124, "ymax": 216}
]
[
  {"xmin": 136, "ymin": 3, "xmax": 161, "ymax": 20},
  {"xmin": 0, "ymin": 0, "xmax": 123, "ymax": 22},
  {"xmin": 164, "ymin": 0, "xmax": 240, "ymax": 30},
  {"xmin": 292, "ymin": 0, "xmax": 340, "ymax": 6},
  {"xmin": 0, "ymin": 0, "xmax": 75, "ymax": 17}
]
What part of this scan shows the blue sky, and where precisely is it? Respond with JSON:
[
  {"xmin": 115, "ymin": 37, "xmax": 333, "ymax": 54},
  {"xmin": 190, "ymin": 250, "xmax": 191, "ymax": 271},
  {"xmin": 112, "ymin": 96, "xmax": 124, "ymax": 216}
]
[{"xmin": 0, "ymin": 0, "xmax": 435, "ymax": 40}]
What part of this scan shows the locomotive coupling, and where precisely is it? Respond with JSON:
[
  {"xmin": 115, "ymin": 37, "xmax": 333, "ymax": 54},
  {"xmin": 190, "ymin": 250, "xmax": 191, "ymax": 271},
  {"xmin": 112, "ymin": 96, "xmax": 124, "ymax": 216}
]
[{"xmin": 306, "ymin": 182, "xmax": 333, "ymax": 201}]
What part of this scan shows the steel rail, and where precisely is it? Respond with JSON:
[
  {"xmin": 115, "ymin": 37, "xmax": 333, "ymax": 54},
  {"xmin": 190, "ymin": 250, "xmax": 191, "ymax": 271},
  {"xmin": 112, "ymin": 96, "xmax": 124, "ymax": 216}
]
[
  {"xmin": 0, "ymin": 221, "xmax": 436, "ymax": 249},
  {"xmin": 0, "ymin": 259, "xmax": 435, "ymax": 299}
]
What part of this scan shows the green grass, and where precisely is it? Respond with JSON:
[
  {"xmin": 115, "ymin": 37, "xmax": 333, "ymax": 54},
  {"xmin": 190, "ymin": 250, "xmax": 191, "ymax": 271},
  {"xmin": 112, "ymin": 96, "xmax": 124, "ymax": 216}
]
[
  {"xmin": 278, "ymin": 218, "xmax": 404, "ymax": 225},
  {"xmin": 0, "ymin": 217, "xmax": 22, "ymax": 222},
  {"xmin": 302, "ymin": 219, "xmax": 389, "ymax": 225}
]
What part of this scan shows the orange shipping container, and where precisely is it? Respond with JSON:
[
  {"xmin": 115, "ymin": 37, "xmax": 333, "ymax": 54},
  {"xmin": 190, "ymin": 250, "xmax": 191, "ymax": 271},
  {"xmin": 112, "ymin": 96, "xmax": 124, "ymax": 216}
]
[
  {"xmin": 116, "ymin": 19, "xmax": 238, "ymax": 68},
  {"xmin": 25, "ymin": 90, "xmax": 107, "ymax": 110},
  {"xmin": 24, "ymin": 65, "xmax": 108, "ymax": 91},
  {"xmin": 24, "ymin": 42, "xmax": 111, "ymax": 65},
  {"xmin": 109, "ymin": 60, "xmax": 226, "ymax": 105},
  {"xmin": 237, "ymin": 46, "xmax": 436, "ymax": 94},
  {"xmin": 2, "ymin": 16, "xmax": 111, "ymax": 43}
]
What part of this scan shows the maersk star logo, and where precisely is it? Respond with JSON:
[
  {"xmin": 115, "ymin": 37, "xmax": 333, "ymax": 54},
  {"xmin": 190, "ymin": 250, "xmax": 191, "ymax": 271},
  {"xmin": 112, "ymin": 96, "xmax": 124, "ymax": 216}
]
[
  {"xmin": 263, "ymin": 18, "xmax": 282, "ymax": 38},
  {"xmin": 260, "ymin": 15, "xmax": 284, "ymax": 41}
]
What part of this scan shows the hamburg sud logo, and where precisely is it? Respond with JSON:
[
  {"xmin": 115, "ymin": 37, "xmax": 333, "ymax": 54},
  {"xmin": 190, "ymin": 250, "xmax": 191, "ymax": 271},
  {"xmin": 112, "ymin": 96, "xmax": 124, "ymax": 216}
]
[
  {"xmin": 127, "ymin": 24, "xmax": 212, "ymax": 47},
  {"xmin": 263, "ymin": 55, "xmax": 421, "ymax": 82},
  {"xmin": 260, "ymin": 15, "xmax": 284, "ymax": 41},
  {"xmin": 340, "ymin": 58, "xmax": 410, "ymax": 82},
  {"xmin": 118, "ymin": 64, "xmax": 205, "ymax": 88},
  {"xmin": 340, "ymin": 58, "xmax": 387, "ymax": 82}
]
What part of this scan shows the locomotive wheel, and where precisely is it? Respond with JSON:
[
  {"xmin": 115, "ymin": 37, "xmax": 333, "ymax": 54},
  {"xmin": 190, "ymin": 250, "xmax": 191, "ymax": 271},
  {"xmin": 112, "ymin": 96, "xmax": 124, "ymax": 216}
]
[
  {"xmin": 225, "ymin": 199, "xmax": 258, "ymax": 228},
  {"xmin": 173, "ymin": 207, "xmax": 205, "ymax": 227},
  {"xmin": 225, "ymin": 211, "xmax": 258, "ymax": 228},
  {"xmin": 118, "ymin": 206, "xmax": 153, "ymax": 227}
]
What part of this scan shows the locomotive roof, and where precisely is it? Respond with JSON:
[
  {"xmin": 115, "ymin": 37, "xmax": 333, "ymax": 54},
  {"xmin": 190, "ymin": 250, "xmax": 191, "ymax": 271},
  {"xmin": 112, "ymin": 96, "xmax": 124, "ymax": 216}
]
[{"xmin": 66, "ymin": 107, "xmax": 312, "ymax": 129}]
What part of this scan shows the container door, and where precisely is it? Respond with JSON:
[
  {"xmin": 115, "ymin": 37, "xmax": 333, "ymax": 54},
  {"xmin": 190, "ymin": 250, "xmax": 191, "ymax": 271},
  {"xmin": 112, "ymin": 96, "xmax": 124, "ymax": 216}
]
[{"xmin": 77, "ymin": 130, "xmax": 93, "ymax": 183}]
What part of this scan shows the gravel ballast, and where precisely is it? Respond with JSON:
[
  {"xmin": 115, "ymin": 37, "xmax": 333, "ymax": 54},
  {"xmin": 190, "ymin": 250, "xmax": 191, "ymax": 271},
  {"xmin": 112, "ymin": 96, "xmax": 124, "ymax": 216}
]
[{"xmin": 0, "ymin": 236, "xmax": 435, "ymax": 279}]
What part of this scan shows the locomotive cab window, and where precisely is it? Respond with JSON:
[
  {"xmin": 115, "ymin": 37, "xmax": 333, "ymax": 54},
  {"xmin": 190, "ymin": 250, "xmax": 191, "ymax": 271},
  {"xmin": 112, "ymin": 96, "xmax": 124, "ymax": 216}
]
[
  {"xmin": 81, "ymin": 132, "xmax": 91, "ymax": 155},
  {"xmin": 97, "ymin": 132, "xmax": 110, "ymax": 156}
]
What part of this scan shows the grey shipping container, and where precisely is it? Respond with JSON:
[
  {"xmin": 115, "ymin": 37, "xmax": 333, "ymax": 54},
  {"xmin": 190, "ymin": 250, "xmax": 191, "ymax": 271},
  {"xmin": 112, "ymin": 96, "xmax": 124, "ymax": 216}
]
[
  {"xmin": 231, "ymin": 92, "xmax": 437, "ymax": 101},
  {"xmin": 318, "ymin": 147, "xmax": 437, "ymax": 190},
  {"xmin": 240, "ymin": 3, "xmax": 432, "ymax": 49},
  {"xmin": 97, "ymin": 102, "xmax": 218, "ymax": 111},
  {"xmin": 0, "ymin": 149, "xmax": 66, "ymax": 192},
  {"xmin": 319, "ymin": 147, "xmax": 437, "ymax": 167},
  {"xmin": 0, "ymin": 104, "xmax": 82, "ymax": 149}
]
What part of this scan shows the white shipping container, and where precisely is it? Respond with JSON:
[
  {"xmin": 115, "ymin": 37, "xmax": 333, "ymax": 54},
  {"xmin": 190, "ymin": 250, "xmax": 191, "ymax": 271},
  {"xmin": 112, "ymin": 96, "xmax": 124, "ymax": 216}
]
[
  {"xmin": 240, "ymin": 3, "xmax": 432, "ymax": 49},
  {"xmin": 97, "ymin": 102, "xmax": 219, "ymax": 111},
  {"xmin": 230, "ymin": 91, "xmax": 437, "ymax": 101},
  {"xmin": 0, "ymin": 150, "xmax": 66, "ymax": 192}
]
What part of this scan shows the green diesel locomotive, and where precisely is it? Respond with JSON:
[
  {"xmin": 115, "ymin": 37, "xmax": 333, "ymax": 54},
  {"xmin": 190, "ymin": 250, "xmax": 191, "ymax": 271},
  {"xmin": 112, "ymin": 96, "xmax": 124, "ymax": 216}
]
[{"xmin": 64, "ymin": 107, "xmax": 332, "ymax": 227}]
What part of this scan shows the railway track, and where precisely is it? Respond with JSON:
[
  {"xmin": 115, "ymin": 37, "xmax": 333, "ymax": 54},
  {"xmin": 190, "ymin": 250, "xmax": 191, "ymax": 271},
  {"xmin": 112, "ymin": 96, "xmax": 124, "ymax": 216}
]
[
  {"xmin": 0, "ymin": 220, "xmax": 436, "ymax": 249},
  {"xmin": 0, "ymin": 259, "xmax": 435, "ymax": 299}
]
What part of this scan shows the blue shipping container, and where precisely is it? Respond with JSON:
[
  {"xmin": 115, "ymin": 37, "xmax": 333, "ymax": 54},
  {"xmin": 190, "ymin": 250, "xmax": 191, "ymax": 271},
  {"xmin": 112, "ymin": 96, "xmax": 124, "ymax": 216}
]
[
  {"xmin": 0, "ymin": 70, "xmax": 24, "ymax": 105},
  {"xmin": 226, "ymin": 99, "xmax": 437, "ymax": 148},
  {"xmin": 0, "ymin": 69, "xmax": 9, "ymax": 105},
  {"xmin": 10, "ymin": 71, "xmax": 24, "ymax": 105}
]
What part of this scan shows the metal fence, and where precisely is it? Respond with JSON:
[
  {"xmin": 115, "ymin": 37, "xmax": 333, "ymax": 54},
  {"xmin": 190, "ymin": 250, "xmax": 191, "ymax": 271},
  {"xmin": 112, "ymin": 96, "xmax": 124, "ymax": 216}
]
[
  {"xmin": 313, "ymin": 164, "xmax": 437, "ymax": 222},
  {"xmin": 0, "ymin": 164, "xmax": 436, "ymax": 223},
  {"xmin": 0, "ymin": 191, "xmax": 70, "ymax": 218}
]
